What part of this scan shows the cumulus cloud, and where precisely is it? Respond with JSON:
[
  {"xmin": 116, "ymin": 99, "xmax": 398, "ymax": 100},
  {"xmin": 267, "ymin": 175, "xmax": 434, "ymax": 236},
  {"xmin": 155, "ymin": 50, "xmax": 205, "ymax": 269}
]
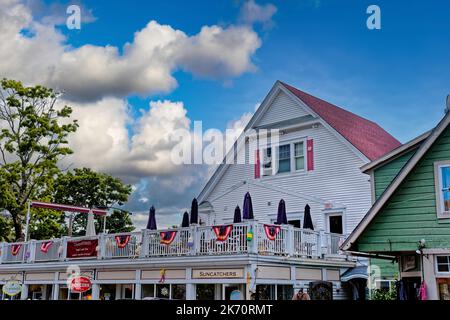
[
  {"xmin": 239, "ymin": 0, "xmax": 277, "ymax": 29},
  {"xmin": 0, "ymin": 0, "xmax": 261, "ymax": 102}
]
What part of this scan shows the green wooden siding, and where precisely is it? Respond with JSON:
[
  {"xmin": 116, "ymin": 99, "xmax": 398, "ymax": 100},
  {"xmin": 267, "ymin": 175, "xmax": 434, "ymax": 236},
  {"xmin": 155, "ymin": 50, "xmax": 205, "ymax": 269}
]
[
  {"xmin": 373, "ymin": 150, "xmax": 416, "ymax": 199},
  {"xmin": 369, "ymin": 258, "xmax": 398, "ymax": 281},
  {"xmin": 357, "ymin": 125, "xmax": 450, "ymax": 253}
]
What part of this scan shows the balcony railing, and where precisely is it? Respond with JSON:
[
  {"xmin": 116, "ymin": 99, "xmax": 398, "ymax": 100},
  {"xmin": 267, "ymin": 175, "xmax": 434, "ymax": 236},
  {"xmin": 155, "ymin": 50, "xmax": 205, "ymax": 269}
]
[{"xmin": 0, "ymin": 222, "xmax": 346, "ymax": 264}]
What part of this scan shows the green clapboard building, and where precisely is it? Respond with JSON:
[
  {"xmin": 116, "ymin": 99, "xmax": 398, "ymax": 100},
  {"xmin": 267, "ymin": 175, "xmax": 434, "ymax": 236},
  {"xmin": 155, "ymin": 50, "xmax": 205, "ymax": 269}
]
[{"xmin": 342, "ymin": 107, "xmax": 450, "ymax": 300}]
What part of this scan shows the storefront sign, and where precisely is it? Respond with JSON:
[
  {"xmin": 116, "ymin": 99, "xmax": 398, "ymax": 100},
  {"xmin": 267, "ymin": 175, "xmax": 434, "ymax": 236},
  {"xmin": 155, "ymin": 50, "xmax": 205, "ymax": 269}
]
[
  {"xmin": 2, "ymin": 280, "xmax": 22, "ymax": 296},
  {"xmin": 69, "ymin": 276, "xmax": 92, "ymax": 293},
  {"xmin": 192, "ymin": 268, "xmax": 244, "ymax": 279},
  {"xmin": 66, "ymin": 239, "xmax": 98, "ymax": 258}
]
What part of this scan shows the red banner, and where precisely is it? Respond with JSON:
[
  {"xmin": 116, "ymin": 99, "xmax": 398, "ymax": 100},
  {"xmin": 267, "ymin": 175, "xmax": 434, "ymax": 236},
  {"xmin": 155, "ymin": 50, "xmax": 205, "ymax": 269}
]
[
  {"xmin": 213, "ymin": 225, "xmax": 233, "ymax": 242},
  {"xmin": 40, "ymin": 241, "xmax": 53, "ymax": 253},
  {"xmin": 66, "ymin": 239, "xmax": 98, "ymax": 258},
  {"xmin": 263, "ymin": 224, "xmax": 281, "ymax": 241},
  {"xmin": 160, "ymin": 231, "xmax": 177, "ymax": 245},
  {"xmin": 115, "ymin": 235, "xmax": 131, "ymax": 248},
  {"xmin": 11, "ymin": 244, "xmax": 21, "ymax": 256}
]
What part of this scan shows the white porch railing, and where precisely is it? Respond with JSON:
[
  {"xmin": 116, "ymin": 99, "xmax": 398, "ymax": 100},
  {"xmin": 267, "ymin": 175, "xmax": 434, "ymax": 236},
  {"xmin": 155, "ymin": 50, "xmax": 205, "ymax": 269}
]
[{"xmin": 0, "ymin": 222, "xmax": 348, "ymax": 264}]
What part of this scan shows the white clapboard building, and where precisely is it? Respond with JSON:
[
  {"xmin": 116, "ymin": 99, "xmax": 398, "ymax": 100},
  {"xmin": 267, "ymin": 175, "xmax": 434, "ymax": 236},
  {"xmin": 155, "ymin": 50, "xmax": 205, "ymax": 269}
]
[{"xmin": 0, "ymin": 81, "xmax": 400, "ymax": 301}]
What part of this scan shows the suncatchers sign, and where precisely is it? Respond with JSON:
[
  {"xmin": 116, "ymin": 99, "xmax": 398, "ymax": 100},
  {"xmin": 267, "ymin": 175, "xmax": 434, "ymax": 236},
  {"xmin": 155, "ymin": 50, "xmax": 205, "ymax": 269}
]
[{"xmin": 69, "ymin": 276, "xmax": 92, "ymax": 293}]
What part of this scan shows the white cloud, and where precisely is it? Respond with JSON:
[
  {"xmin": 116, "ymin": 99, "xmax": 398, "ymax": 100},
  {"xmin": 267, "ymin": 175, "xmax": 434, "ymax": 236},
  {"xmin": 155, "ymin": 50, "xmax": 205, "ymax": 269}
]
[
  {"xmin": 239, "ymin": 0, "xmax": 277, "ymax": 29},
  {"xmin": 0, "ymin": 0, "xmax": 262, "ymax": 102}
]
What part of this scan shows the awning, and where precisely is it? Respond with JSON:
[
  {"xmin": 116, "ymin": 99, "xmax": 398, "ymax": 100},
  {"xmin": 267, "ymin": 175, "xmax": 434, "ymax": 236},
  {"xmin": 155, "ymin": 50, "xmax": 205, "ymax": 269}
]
[
  {"xmin": 341, "ymin": 266, "xmax": 368, "ymax": 282},
  {"xmin": 31, "ymin": 201, "xmax": 107, "ymax": 216}
]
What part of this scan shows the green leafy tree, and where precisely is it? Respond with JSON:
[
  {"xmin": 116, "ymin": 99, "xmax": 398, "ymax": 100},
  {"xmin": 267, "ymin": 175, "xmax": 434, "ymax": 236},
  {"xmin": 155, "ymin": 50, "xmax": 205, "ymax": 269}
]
[
  {"xmin": 0, "ymin": 79, "xmax": 78, "ymax": 240},
  {"xmin": 53, "ymin": 168, "xmax": 134, "ymax": 235}
]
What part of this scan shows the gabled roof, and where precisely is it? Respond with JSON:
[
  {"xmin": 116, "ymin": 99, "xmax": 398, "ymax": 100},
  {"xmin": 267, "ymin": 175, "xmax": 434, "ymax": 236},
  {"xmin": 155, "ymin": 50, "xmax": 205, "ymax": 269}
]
[
  {"xmin": 281, "ymin": 82, "xmax": 401, "ymax": 161},
  {"xmin": 360, "ymin": 130, "xmax": 431, "ymax": 173},
  {"xmin": 342, "ymin": 112, "xmax": 450, "ymax": 251},
  {"xmin": 198, "ymin": 81, "xmax": 400, "ymax": 201}
]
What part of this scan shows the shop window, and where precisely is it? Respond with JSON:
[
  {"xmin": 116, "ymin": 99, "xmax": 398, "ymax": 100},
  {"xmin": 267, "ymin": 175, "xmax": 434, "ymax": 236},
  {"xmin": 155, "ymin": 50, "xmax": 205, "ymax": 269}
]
[
  {"xmin": 172, "ymin": 284, "xmax": 186, "ymax": 300},
  {"xmin": 255, "ymin": 284, "xmax": 275, "ymax": 300},
  {"xmin": 196, "ymin": 284, "xmax": 215, "ymax": 300},
  {"xmin": 276, "ymin": 285, "xmax": 293, "ymax": 300},
  {"xmin": 99, "ymin": 284, "xmax": 116, "ymax": 300},
  {"xmin": 156, "ymin": 284, "xmax": 171, "ymax": 299},
  {"xmin": 142, "ymin": 284, "xmax": 155, "ymax": 298}
]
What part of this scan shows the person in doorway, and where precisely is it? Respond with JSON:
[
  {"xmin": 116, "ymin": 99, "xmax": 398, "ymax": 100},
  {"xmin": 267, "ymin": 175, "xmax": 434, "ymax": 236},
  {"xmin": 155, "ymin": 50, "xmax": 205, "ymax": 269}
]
[{"xmin": 292, "ymin": 288, "xmax": 311, "ymax": 300}]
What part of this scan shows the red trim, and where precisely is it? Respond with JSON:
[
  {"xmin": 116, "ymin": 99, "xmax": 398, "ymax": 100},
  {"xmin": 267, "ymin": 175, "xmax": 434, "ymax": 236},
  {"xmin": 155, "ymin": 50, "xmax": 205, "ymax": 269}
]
[
  {"xmin": 212, "ymin": 225, "xmax": 233, "ymax": 242},
  {"xmin": 40, "ymin": 241, "xmax": 53, "ymax": 253},
  {"xmin": 30, "ymin": 201, "xmax": 107, "ymax": 216},
  {"xmin": 115, "ymin": 235, "xmax": 131, "ymax": 248},
  {"xmin": 11, "ymin": 244, "xmax": 22, "ymax": 256},
  {"xmin": 307, "ymin": 139, "xmax": 314, "ymax": 171},
  {"xmin": 160, "ymin": 231, "xmax": 177, "ymax": 245},
  {"xmin": 254, "ymin": 149, "xmax": 260, "ymax": 179},
  {"xmin": 263, "ymin": 224, "xmax": 281, "ymax": 241}
]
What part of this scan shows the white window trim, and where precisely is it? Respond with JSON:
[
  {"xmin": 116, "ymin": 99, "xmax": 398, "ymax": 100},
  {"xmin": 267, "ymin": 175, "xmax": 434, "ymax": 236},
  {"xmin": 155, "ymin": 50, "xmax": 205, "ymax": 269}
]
[
  {"xmin": 435, "ymin": 255, "xmax": 450, "ymax": 275},
  {"xmin": 324, "ymin": 209, "xmax": 346, "ymax": 235},
  {"xmin": 259, "ymin": 138, "xmax": 308, "ymax": 177},
  {"xmin": 374, "ymin": 279, "xmax": 395, "ymax": 290},
  {"xmin": 434, "ymin": 160, "xmax": 450, "ymax": 219}
]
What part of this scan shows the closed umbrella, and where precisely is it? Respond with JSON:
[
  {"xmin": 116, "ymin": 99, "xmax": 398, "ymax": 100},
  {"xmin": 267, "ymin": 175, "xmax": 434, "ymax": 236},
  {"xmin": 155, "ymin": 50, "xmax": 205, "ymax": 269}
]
[
  {"xmin": 146, "ymin": 206, "xmax": 157, "ymax": 230},
  {"xmin": 85, "ymin": 210, "xmax": 96, "ymax": 236},
  {"xmin": 243, "ymin": 192, "xmax": 254, "ymax": 220},
  {"xmin": 276, "ymin": 199, "xmax": 288, "ymax": 225},
  {"xmin": 303, "ymin": 204, "xmax": 314, "ymax": 230},
  {"xmin": 181, "ymin": 211, "xmax": 190, "ymax": 228},
  {"xmin": 233, "ymin": 206, "xmax": 242, "ymax": 223},
  {"xmin": 190, "ymin": 198, "xmax": 198, "ymax": 224}
]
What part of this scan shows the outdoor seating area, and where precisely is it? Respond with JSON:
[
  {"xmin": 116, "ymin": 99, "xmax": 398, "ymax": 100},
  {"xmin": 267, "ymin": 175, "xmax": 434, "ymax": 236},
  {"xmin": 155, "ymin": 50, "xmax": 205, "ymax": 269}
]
[{"xmin": 0, "ymin": 221, "xmax": 345, "ymax": 264}]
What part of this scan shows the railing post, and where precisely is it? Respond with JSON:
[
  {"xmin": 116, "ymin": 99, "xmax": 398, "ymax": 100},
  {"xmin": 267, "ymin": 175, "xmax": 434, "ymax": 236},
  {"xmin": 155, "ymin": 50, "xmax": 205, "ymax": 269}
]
[
  {"xmin": 318, "ymin": 230, "xmax": 325, "ymax": 258},
  {"xmin": 141, "ymin": 229, "xmax": 149, "ymax": 258},
  {"xmin": 60, "ymin": 236, "xmax": 68, "ymax": 261},
  {"xmin": 286, "ymin": 225, "xmax": 294, "ymax": 256},
  {"xmin": 250, "ymin": 221, "xmax": 258, "ymax": 255},
  {"xmin": 98, "ymin": 234, "xmax": 106, "ymax": 259},
  {"xmin": 28, "ymin": 240, "xmax": 36, "ymax": 263},
  {"xmin": 0, "ymin": 242, "xmax": 5, "ymax": 264},
  {"xmin": 192, "ymin": 225, "xmax": 199, "ymax": 255}
]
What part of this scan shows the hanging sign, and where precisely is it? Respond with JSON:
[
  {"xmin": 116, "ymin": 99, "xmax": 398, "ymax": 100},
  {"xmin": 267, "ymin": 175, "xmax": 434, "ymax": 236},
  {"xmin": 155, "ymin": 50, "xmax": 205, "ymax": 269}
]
[
  {"xmin": 2, "ymin": 280, "xmax": 22, "ymax": 296},
  {"xmin": 263, "ymin": 224, "xmax": 281, "ymax": 241},
  {"xmin": 160, "ymin": 231, "xmax": 177, "ymax": 245},
  {"xmin": 40, "ymin": 241, "xmax": 53, "ymax": 253},
  {"xmin": 212, "ymin": 225, "xmax": 233, "ymax": 242},
  {"xmin": 69, "ymin": 276, "xmax": 92, "ymax": 293},
  {"xmin": 115, "ymin": 235, "xmax": 131, "ymax": 248},
  {"xmin": 66, "ymin": 239, "xmax": 98, "ymax": 258}
]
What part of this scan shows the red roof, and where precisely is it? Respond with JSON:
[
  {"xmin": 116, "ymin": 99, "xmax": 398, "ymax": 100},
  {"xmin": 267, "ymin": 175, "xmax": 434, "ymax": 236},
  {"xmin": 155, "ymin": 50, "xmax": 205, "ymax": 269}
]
[{"xmin": 281, "ymin": 82, "xmax": 401, "ymax": 161}]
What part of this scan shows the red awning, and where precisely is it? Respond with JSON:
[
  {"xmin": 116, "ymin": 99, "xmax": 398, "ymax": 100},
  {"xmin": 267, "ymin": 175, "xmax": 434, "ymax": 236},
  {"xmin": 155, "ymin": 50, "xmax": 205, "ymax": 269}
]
[{"xmin": 30, "ymin": 201, "xmax": 107, "ymax": 216}]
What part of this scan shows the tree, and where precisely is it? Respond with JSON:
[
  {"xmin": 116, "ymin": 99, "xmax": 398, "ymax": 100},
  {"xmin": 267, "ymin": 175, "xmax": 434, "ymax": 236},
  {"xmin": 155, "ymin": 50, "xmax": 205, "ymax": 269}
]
[
  {"xmin": 53, "ymin": 168, "xmax": 133, "ymax": 235},
  {"xmin": 0, "ymin": 79, "xmax": 78, "ymax": 240}
]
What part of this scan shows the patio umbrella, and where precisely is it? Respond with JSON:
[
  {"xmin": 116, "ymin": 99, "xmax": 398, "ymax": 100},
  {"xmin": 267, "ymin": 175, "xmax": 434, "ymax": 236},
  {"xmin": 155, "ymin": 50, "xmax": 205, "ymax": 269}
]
[
  {"xmin": 85, "ymin": 210, "xmax": 96, "ymax": 236},
  {"xmin": 233, "ymin": 206, "xmax": 242, "ymax": 223},
  {"xmin": 242, "ymin": 192, "xmax": 254, "ymax": 220},
  {"xmin": 190, "ymin": 198, "xmax": 198, "ymax": 224},
  {"xmin": 303, "ymin": 204, "xmax": 314, "ymax": 230},
  {"xmin": 146, "ymin": 206, "xmax": 157, "ymax": 230},
  {"xmin": 181, "ymin": 211, "xmax": 190, "ymax": 228},
  {"xmin": 276, "ymin": 199, "xmax": 288, "ymax": 225}
]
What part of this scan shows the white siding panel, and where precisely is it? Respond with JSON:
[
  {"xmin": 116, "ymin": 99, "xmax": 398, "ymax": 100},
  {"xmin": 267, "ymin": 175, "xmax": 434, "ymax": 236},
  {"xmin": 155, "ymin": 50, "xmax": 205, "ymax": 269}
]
[
  {"xmin": 203, "ymin": 123, "xmax": 371, "ymax": 236},
  {"xmin": 255, "ymin": 91, "xmax": 310, "ymax": 127}
]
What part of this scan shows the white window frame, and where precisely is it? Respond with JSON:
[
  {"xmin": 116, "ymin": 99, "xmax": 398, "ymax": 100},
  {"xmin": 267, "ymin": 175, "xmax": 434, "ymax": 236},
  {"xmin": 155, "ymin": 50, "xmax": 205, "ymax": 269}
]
[
  {"xmin": 260, "ymin": 138, "xmax": 307, "ymax": 177},
  {"xmin": 435, "ymin": 255, "xmax": 450, "ymax": 274},
  {"xmin": 324, "ymin": 210, "xmax": 345, "ymax": 235},
  {"xmin": 374, "ymin": 279, "xmax": 395, "ymax": 290},
  {"xmin": 434, "ymin": 160, "xmax": 450, "ymax": 219}
]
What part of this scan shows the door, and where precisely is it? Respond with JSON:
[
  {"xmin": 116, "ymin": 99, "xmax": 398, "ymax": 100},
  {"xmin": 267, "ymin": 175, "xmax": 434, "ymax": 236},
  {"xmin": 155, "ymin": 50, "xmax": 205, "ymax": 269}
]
[{"xmin": 328, "ymin": 215, "xmax": 343, "ymax": 234}]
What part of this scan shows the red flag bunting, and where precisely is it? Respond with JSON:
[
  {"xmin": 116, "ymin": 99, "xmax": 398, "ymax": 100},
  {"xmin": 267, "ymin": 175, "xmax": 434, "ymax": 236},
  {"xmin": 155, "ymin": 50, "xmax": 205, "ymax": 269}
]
[
  {"xmin": 40, "ymin": 241, "xmax": 53, "ymax": 253},
  {"xmin": 160, "ymin": 231, "xmax": 177, "ymax": 245},
  {"xmin": 263, "ymin": 224, "xmax": 281, "ymax": 241},
  {"xmin": 115, "ymin": 235, "xmax": 131, "ymax": 248},
  {"xmin": 11, "ymin": 244, "xmax": 22, "ymax": 256},
  {"xmin": 212, "ymin": 225, "xmax": 233, "ymax": 242}
]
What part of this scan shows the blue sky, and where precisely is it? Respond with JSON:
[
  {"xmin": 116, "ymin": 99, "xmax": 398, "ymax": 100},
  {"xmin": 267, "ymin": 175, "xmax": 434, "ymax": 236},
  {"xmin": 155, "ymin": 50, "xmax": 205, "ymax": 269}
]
[
  {"xmin": 60, "ymin": 0, "xmax": 450, "ymax": 141},
  {"xmin": 2, "ymin": 0, "xmax": 450, "ymax": 227}
]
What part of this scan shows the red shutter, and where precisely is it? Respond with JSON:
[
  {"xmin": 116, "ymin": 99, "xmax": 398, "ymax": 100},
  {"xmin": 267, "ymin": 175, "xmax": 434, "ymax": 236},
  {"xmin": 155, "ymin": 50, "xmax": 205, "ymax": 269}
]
[
  {"xmin": 307, "ymin": 139, "xmax": 314, "ymax": 171},
  {"xmin": 254, "ymin": 149, "xmax": 260, "ymax": 178}
]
